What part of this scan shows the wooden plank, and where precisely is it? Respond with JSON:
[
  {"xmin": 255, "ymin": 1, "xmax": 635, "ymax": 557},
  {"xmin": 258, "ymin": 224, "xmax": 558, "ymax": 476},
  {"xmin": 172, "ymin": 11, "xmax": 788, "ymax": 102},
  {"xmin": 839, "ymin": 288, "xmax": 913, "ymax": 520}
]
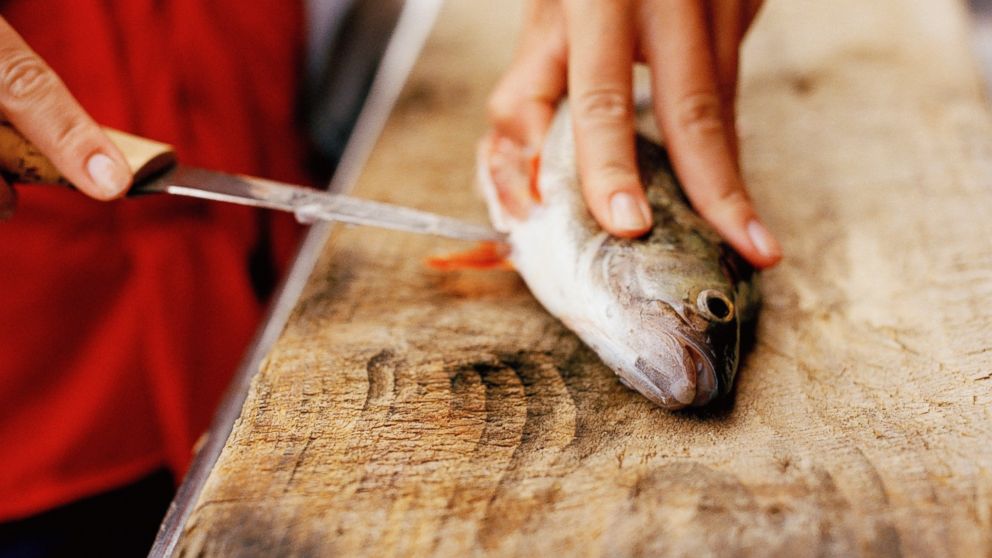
[{"xmin": 174, "ymin": 0, "xmax": 992, "ymax": 555}]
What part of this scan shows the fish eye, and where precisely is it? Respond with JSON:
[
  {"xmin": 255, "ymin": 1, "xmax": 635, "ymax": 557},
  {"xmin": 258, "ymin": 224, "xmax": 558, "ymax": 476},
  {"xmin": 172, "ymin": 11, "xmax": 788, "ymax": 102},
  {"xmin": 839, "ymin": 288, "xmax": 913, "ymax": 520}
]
[{"xmin": 696, "ymin": 289, "xmax": 734, "ymax": 323}]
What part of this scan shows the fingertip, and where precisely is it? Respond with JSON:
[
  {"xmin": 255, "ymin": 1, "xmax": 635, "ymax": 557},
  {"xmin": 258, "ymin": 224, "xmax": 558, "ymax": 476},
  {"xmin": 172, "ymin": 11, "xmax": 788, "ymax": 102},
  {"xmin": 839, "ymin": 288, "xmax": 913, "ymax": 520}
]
[
  {"xmin": 745, "ymin": 247, "xmax": 783, "ymax": 269},
  {"xmin": 594, "ymin": 188, "xmax": 653, "ymax": 237},
  {"xmin": 82, "ymin": 151, "xmax": 131, "ymax": 201},
  {"xmin": 761, "ymin": 253, "xmax": 783, "ymax": 268},
  {"xmin": 745, "ymin": 219, "xmax": 783, "ymax": 268},
  {"xmin": 701, "ymin": 200, "xmax": 781, "ymax": 268}
]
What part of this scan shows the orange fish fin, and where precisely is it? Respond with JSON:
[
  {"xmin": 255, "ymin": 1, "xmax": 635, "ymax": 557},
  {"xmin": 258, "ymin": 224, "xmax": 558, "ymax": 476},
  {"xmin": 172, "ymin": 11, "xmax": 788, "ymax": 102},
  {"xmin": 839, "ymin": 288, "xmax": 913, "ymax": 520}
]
[
  {"xmin": 426, "ymin": 241, "xmax": 513, "ymax": 271},
  {"xmin": 528, "ymin": 155, "xmax": 542, "ymax": 203}
]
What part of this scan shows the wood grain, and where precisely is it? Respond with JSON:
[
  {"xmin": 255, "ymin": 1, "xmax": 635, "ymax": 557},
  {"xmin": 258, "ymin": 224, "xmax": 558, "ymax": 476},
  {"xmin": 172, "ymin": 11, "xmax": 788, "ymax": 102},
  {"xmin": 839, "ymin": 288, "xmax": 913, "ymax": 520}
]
[{"xmin": 175, "ymin": 0, "xmax": 992, "ymax": 556}]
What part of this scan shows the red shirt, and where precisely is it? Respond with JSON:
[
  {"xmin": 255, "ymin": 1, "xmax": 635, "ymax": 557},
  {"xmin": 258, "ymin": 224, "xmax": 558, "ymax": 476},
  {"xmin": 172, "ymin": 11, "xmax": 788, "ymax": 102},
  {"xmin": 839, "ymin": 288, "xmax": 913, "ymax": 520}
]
[{"xmin": 0, "ymin": 0, "xmax": 309, "ymax": 520}]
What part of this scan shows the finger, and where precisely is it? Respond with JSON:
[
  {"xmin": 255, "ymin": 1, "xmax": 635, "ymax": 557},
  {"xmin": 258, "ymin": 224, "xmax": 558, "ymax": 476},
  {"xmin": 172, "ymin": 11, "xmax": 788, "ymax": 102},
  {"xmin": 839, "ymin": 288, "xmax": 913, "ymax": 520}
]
[
  {"xmin": 0, "ymin": 175, "xmax": 14, "ymax": 220},
  {"xmin": 708, "ymin": 0, "xmax": 745, "ymax": 160},
  {"xmin": 564, "ymin": 0, "xmax": 652, "ymax": 237},
  {"xmin": 488, "ymin": 2, "xmax": 567, "ymax": 149},
  {"xmin": 0, "ymin": 17, "xmax": 131, "ymax": 200},
  {"xmin": 485, "ymin": 130, "xmax": 538, "ymax": 220},
  {"xmin": 639, "ymin": 0, "xmax": 780, "ymax": 267}
]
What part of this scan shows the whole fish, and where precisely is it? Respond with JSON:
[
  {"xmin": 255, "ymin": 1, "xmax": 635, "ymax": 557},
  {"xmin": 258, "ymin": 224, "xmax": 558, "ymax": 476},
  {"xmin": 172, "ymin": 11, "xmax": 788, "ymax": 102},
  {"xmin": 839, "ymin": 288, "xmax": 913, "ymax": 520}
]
[{"xmin": 476, "ymin": 102, "xmax": 759, "ymax": 409}]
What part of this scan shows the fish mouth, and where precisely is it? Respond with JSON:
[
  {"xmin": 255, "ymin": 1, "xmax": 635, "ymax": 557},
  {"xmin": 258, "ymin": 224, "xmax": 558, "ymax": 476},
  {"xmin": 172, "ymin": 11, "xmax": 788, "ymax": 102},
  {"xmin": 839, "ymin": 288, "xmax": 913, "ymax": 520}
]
[
  {"xmin": 682, "ymin": 342, "xmax": 718, "ymax": 407},
  {"xmin": 568, "ymin": 308, "xmax": 734, "ymax": 410},
  {"xmin": 629, "ymin": 338, "xmax": 719, "ymax": 409}
]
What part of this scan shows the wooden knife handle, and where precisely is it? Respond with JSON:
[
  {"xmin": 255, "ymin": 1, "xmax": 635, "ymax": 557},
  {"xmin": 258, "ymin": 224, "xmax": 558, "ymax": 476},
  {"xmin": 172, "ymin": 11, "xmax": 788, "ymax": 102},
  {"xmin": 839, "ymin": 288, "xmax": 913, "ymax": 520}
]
[{"xmin": 0, "ymin": 121, "xmax": 177, "ymax": 185}]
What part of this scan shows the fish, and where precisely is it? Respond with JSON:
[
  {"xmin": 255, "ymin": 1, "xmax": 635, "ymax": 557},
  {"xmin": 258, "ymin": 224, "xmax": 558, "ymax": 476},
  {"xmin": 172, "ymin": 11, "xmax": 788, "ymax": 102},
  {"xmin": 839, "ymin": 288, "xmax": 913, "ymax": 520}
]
[{"xmin": 470, "ymin": 100, "xmax": 759, "ymax": 409}]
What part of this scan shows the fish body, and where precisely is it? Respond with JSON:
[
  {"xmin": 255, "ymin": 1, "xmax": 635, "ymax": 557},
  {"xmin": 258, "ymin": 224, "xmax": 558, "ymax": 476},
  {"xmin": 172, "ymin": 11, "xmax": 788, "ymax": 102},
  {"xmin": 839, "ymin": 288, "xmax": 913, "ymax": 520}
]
[{"xmin": 479, "ymin": 102, "xmax": 758, "ymax": 409}]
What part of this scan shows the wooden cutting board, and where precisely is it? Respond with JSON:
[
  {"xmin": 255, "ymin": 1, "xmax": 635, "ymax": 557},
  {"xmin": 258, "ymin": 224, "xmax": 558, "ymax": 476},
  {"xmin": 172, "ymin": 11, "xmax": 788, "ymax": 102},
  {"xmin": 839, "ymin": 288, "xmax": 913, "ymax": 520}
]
[{"xmin": 172, "ymin": 0, "xmax": 992, "ymax": 555}]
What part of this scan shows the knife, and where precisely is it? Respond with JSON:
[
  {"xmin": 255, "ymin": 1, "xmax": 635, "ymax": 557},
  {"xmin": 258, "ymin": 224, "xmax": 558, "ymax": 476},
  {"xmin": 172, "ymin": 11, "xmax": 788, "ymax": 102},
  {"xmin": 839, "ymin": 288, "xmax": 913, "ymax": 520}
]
[{"xmin": 0, "ymin": 122, "xmax": 504, "ymax": 243}]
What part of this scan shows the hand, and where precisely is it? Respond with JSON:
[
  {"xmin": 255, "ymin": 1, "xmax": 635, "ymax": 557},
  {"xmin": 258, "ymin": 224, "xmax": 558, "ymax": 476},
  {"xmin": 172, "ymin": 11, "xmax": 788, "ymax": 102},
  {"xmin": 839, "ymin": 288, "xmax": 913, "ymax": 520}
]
[
  {"xmin": 0, "ymin": 16, "xmax": 132, "ymax": 219},
  {"xmin": 487, "ymin": 0, "xmax": 781, "ymax": 268}
]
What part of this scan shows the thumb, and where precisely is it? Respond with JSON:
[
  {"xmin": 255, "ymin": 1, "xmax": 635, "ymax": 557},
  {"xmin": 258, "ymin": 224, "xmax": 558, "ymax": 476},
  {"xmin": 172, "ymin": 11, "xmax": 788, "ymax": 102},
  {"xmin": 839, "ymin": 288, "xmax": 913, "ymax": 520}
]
[{"xmin": 0, "ymin": 17, "xmax": 132, "ymax": 200}]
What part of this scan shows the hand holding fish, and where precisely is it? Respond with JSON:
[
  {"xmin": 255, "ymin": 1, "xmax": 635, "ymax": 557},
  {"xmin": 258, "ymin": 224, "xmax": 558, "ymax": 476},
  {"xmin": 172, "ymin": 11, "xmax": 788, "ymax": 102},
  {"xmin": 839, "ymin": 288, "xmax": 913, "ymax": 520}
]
[{"xmin": 487, "ymin": 0, "xmax": 782, "ymax": 268}]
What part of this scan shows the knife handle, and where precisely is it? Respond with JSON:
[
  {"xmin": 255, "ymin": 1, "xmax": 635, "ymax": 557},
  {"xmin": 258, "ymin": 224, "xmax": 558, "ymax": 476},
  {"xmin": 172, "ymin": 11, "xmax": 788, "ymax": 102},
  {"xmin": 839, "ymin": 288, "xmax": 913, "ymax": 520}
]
[{"xmin": 0, "ymin": 120, "xmax": 177, "ymax": 185}]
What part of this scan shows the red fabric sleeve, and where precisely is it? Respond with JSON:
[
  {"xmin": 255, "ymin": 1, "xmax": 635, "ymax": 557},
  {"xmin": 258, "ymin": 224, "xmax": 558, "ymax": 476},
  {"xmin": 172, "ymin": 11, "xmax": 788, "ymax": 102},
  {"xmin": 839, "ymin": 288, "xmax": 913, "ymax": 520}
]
[{"xmin": 0, "ymin": 0, "xmax": 310, "ymax": 520}]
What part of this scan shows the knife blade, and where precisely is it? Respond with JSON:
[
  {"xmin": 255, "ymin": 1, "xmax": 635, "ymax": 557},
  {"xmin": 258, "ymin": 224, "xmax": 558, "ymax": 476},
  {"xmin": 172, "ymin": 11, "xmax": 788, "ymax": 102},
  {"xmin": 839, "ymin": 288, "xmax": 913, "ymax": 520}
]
[
  {"xmin": 132, "ymin": 165, "xmax": 505, "ymax": 242},
  {"xmin": 0, "ymin": 121, "xmax": 505, "ymax": 243}
]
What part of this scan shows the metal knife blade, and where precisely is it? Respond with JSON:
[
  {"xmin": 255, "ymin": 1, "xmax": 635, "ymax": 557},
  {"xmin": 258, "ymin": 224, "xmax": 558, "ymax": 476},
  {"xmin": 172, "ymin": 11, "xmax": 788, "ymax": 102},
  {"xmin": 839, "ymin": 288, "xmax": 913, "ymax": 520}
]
[{"xmin": 131, "ymin": 165, "xmax": 506, "ymax": 243}]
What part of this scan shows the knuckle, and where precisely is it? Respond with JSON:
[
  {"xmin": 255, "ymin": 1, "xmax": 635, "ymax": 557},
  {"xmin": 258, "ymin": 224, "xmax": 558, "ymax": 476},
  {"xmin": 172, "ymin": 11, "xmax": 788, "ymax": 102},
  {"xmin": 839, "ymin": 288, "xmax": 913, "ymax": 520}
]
[
  {"xmin": 716, "ymin": 188, "xmax": 750, "ymax": 207},
  {"xmin": 586, "ymin": 157, "xmax": 638, "ymax": 187},
  {"xmin": 0, "ymin": 50, "xmax": 55, "ymax": 102},
  {"xmin": 50, "ymin": 115, "xmax": 93, "ymax": 154},
  {"xmin": 706, "ymin": 188, "xmax": 751, "ymax": 218},
  {"xmin": 674, "ymin": 92, "xmax": 725, "ymax": 138},
  {"xmin": 573, "ymin": 87, "xmax": 632, "ymax": 124}
]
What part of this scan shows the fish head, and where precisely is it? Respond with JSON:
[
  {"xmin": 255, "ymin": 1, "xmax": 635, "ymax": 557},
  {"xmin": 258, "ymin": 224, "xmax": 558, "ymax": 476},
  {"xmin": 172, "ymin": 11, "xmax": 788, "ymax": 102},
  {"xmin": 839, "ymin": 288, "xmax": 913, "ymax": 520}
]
[
  {"xmin": 618, "ymin": 289, "xmax": 740, "ymax": 409},
  {"xmin": 591, "ymin": 240, "xmax": 747, "ymax": 409}
]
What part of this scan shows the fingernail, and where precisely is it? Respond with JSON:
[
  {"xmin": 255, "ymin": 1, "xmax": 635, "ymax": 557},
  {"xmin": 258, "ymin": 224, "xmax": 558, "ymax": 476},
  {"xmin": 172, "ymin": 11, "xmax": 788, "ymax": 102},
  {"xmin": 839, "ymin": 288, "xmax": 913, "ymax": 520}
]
[
  {"xmin": 610, "ymin": 192, "xmax": 649, "ymax": 231},
  {"xmin": 86, "ymin": 153, "xmax": 128, "ymax": 198},
  {"xmin": 747, "ymin": 219, "xmax": 781, "ymax": 259}
]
